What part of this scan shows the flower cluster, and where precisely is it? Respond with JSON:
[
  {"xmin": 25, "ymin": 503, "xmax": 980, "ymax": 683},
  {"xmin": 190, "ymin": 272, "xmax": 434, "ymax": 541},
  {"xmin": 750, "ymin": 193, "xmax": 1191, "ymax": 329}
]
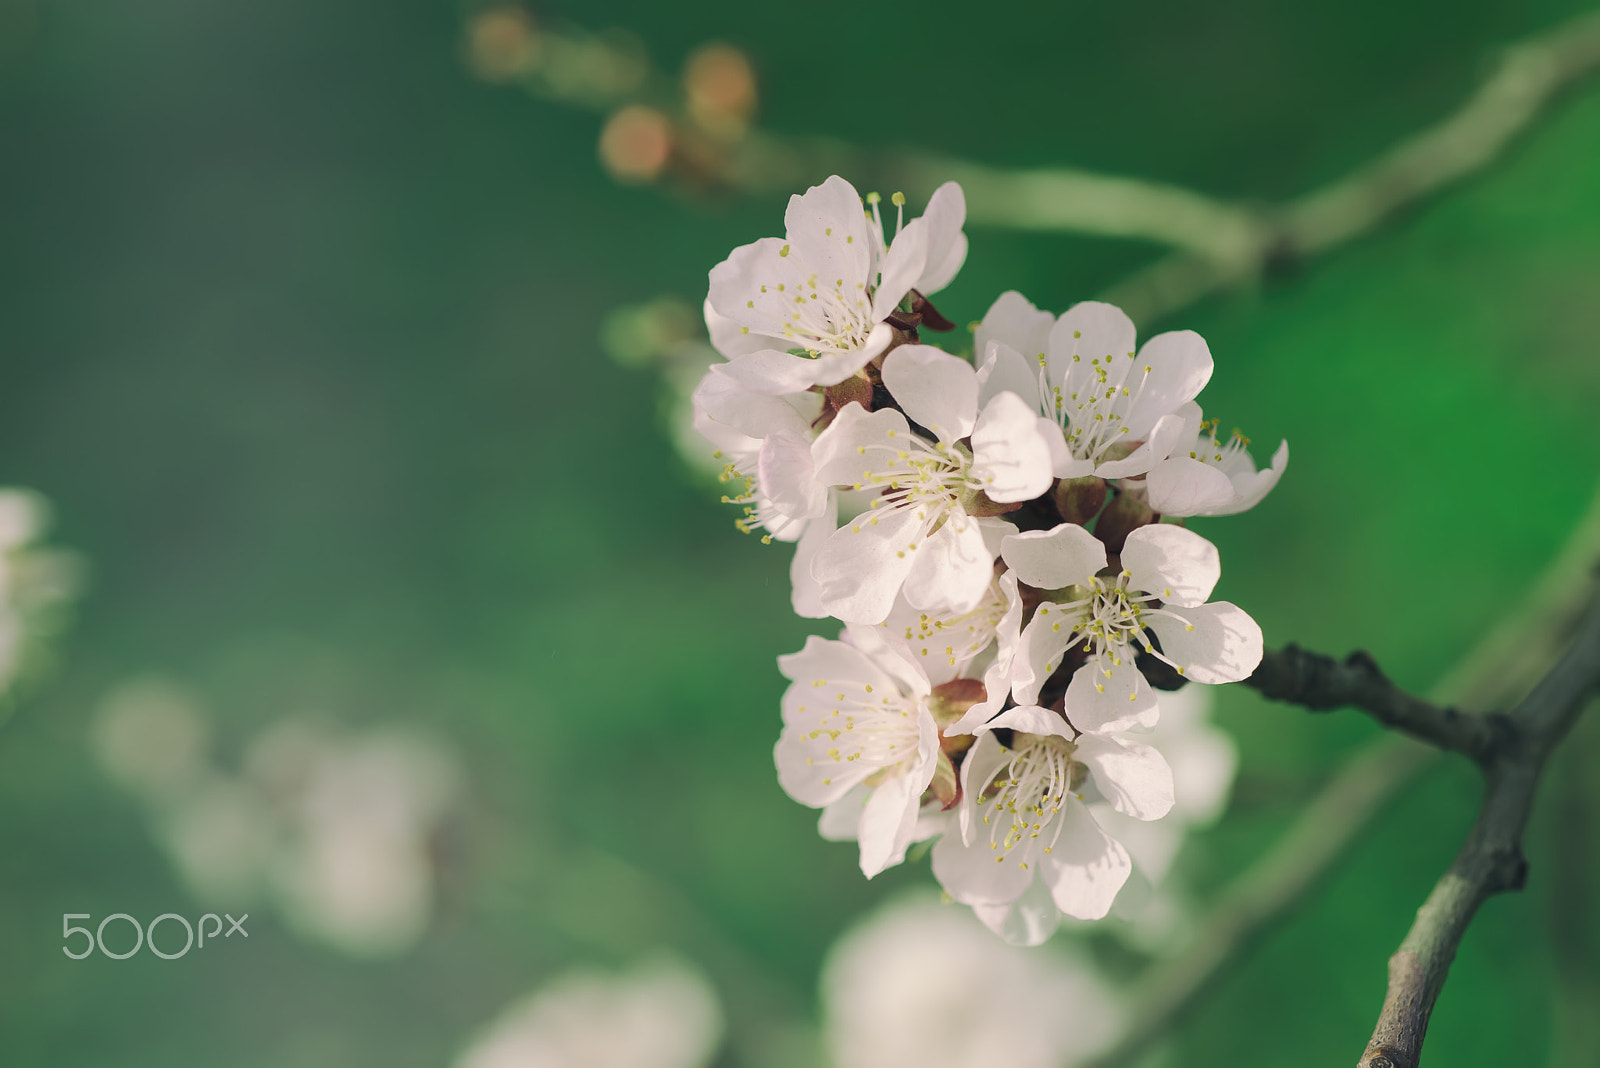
[{"xmin": 692, "ymin": 176, "xmax": 1285, "ymax": 945}]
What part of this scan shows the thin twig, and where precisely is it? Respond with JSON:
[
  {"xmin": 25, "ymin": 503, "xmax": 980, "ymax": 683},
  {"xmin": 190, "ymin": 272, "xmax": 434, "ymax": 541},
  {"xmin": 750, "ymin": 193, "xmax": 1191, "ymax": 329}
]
[
  {"xmin": 1357, "ymin": 594, "xmax": 1600, "ymax": 1068},
  {"xmin": 1102, "ymin": 8, "xmax": 1600, "ymax": 322},
  {"xmin": 1244, "ymin": 645, "xmax": 1504, "ymax": 762}
]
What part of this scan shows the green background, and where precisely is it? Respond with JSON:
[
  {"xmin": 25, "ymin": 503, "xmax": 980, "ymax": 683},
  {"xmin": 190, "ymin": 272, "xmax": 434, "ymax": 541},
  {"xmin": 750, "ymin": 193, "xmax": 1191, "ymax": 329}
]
[{"xmin": 2, "ymin": 0, "xmax": 1598, "ymax": 1064}]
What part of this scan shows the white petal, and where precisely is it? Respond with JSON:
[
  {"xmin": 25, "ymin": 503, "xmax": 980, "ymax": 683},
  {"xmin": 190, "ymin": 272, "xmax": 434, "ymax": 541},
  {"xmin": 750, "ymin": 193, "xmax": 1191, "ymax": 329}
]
[
  {"xmin": 901, "ymin": 512, "xmax": 991, "ymax": 616},
  {"xmin": 1073, "ymin": 734, "xmax": 1175, "ymax": 820},
  {"xmin": 697, "ymin": 365, "xmax": 820, "ymax": 440},
  {"xmin": 969, "ymin": 392, "xmax": 1055, "ymax": 503},
  {"xmin": 1212, "ymin": 439, "xmax": 1288, "ymax": 517},
  {"xmin": 1039, "ymin": 806, "xmax": 1132, "ymax": 920},
  {"xmin": 955, "ymin": 731, "xmax": 1009, "ymax": 846},
  {"xmin": 1093, "ymin": 408, "xmax": 1190, "ymax": 480},
  {"xmin": 975, "ymin": 517, "xmax": 1018, "ymax": 559},
  {"xmin": 783, "ymin": 175, "xmax": 872, "ymax": 295},
  {"xmin": 856, "ymin": 719, "xmax": 939, "ymax": 877},
  {"xmin": 716, "ymin": 348, "xmax": 832, "ymax": 395},
  {"xmin": 707, "ymin": 237, "xmax": 813, "ymax": 344},
  {"xmin": 1121, "ymin": 524, "xmax": 1222, "ymax": 607},
  {"xmin": 976, "ymin": 291, "xmax": 1054, "ymax": 366},
  {"xmin": 811, "ymin": 403, "xmax": 909, "ymax": 488},
  {"xmin": 818, "ymin": 784, "xmax": 870, "ymax": 841},
  {"xmin": 881, "ymin": 345, "xmax": 979, "ymax": 441},
  {"xmin": 1065, "ymin": 658, "xmax": 1160, "ymax": 733},
  {"xmin": 778, "ymin": 634, "xmax": 895, "ymax": 689},
  {"xmin": 1122, "ymin": 329, "xmax": 1213, "ymax": 439},
  {"xmin": 913, "ymin": 181, "xmax": 968, "ymax": 293},
  {"xmin": 759, "ymin": 432, "xmax": 827, "ymax": 521},
  {"xmin": 872, "ymin": 222, "xmax": 926, "ymax": 321},
  {"xmin": 1048, "ymin": 301, "xmax": 1137, "ymax": 371},
  {"xmin": 971, "ymin": 876, "xmax": 1061, "ymax": 946},
  {"xmin": 984, "ymin": 702, "xmax": 1076, "ymax": 741},
  {"xmin": 975, "ymin": 340, "xmax": 1042, "ymax": 411},
  {"xmin": 812, "ymin": 506, "xmax": 926, "ymax": 625},
  {"xmin": 1145, "ymin": 456, "xmax": 1239, "ymax": 517},
  {"xmin": 1147, "ymin": 602, "xmax": 1263, "ymax": 684},
  {"xmin": 1000, "ymin": 522, "xmax": 1105, "ymax": 590},
  {"xmin": 1010, "ymin": 603, "xmax": 1081, "ymax": 706},
  {"xmin": 704, "ymin": 297, "xmax": 771, "ymax": 358},
  {"xmin": 774, "ymin": 728, "xmax": 873, "ymax": 806},
  {"xmin": 932, "ymin": 818, "xmax": 1033, "ymax": 907},
  {"xmin": 790, "ymin": 494, "xmax": 836, "ymax": 619}
]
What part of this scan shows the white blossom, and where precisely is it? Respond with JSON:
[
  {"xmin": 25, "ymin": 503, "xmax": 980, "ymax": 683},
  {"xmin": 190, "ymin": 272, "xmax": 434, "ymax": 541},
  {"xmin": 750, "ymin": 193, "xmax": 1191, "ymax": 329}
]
[
  {"xmin": 454, "ymin": 956, "xmax": 723, "ymax": 1068},
  {"xmin": 775, "ymin": 631, "xmax": 942, "ymax": 877},
  {"xmin": 690, "ymin": 363, "xmax": 826, "ymax": 541},
  {"xmin": 975, "ymin": 292, "xmax": 1212, "ymax": 481},
  {"xmin": 1144, "ymin": 401, "xmax": 1289, "ymax": 517},
  {"xmin": 706, "ymin": 176, "xmax": 966, "ymax": 391},
  {"xmin": 809, "ymin": 345, "xmax": 1053, "ymax": 624},
  {"xmin": 931, "ymin": 705, "xmax": 1173, "ymax": 944},
  {"xmin": 1004, "ymin": 522, "xmax": 1263, "ymax": 733},
  {"xmin": 821, "ymin": 893, "xmax": 1124, "ymax": 1068}
]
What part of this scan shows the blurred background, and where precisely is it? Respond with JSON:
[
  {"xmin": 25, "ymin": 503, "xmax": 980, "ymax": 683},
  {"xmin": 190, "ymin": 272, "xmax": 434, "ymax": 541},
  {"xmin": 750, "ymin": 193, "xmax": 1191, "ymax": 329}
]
[{"xmin": 2, "ymin": 0, "xmax": 1599, "ymax": 1065}]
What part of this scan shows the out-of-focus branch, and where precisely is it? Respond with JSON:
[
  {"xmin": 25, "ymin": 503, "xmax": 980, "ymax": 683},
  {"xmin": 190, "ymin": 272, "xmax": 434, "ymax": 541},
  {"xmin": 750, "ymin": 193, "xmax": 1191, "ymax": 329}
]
[
  {"xmin": 1244, "ymin": 645, "xmax": 1505, "ymax": 762},
  {"xmin": 1080, "ymin": 481, "xmax": 1600, "ymax": 1068},
  {"xmin": 1103, "ymin": 8, "xmax": 1600, "ymax": 322},
  {"xmin": 467, "ymin": 7, "xmax": 1600, "ymax": 324},
  {"xmin": 1357, "ymin": 595, "xmax": 1600, "ymax": 1068}
]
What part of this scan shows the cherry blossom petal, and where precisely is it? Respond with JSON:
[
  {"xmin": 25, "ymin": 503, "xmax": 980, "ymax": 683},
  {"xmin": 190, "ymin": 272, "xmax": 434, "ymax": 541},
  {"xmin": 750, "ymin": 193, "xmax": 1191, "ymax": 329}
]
[
  {"xmin": 975, "ymin": 340, "xmax": 1042, "ymax": 411},
  {"xmin": 1121, "ymin": 330, "xmax": 1213, "ymax": 440},
  {"xmin": 1145, "ymin": 456, "xmax": 1238, "ymax": 516},
  {"xmin": 969, "ymin": 392, "xmax": 1055, "ymax": 504},
  {"xmin": 1065, "ymin": 658, "xmax": 1159, "ymax": 733},
  {"xmin": 881, "ymin": 345, "xmax": 979, "ymax": 442},
  {"xmin": 971, "ymin": 876, "xmax": 1061, "ymax": 947},
  {"xmin": 1000, "ymin": 522, "xmax": 1106, "ymax": 591},
  {"xmin": 812, "ymin": 506, "xmax": 927, "ymax": 625},
  {"xmin": 913, "ymin": 181, "xmax": 967, "ymax": 293},
  {"xmin": 1048, "ymin": 301, "xmax": 1137, "ymax": 371},
  {"xmin": 790, "ymin": 495, "xmax": 836, "ymax": 619},
  {"xmin": 977, "ymin": 291, "xmax": 1055, "ymax": 366},
  {"xmin": 783, "ymin": 175, "xmax": 873, "ymax": 291},
  {"xmin": 1120, "ymin": 524, "xmax": 1221, "ymax": 607},
  {"xmin": 1038, "ymin": 807, "xmax": 1132, "ymax": 920},
  {"xmin": 1146, "ymin": 602, "xmax": 1263, "ymax": 684},
  {"xmin": 759, "ymin": 432, "xmax": 827, "ymax": 521},
  {"xmin": 1073, "ymin": 734, "xmax": 1175, "ymax": 820},
  {"xmin": 901, "ymin": 513, "xmax": 991, "ymax": 616}
]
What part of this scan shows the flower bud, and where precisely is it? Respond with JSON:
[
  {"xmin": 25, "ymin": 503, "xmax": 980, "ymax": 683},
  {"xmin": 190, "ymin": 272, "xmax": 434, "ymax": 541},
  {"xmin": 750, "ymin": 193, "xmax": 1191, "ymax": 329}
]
[
  {"xmin": 1095, "ymin": 489, "xmax": 1155, "ymax": 554},
  {"xmin": 1053, "ymin": 476, "xmax": 1108, "ymax": 526},
  {"xmin": 927, "ymin": 678, "xmax": 986, "ymax": 730}
]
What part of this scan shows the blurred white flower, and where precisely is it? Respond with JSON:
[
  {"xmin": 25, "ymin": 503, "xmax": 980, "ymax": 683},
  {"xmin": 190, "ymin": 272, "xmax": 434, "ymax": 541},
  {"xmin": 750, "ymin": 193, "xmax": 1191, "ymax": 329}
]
[
  {"xmin": 0, "ymin": 488, "xmax": 82, "ymax": 698},
  {"xmin": 89, "ymin": 684, "xmax": 460, "ymax": 957},
  {"xmin": 821, "ymin": 893, "xmax": 1123, "ymax": 1068},
  {"xmin": 454, "ymin": 956, "xmax": 723, "ymax": 1068}
]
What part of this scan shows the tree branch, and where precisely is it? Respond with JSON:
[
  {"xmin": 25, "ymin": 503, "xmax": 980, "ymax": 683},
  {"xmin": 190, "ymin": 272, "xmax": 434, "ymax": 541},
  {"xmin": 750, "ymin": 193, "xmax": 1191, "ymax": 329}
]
[
  {"xmin": 1243, "ymin": 645, "xmax": 1505, "ymax": 762},
  {"xmin": 1079, "ymin": 482, "xmax": 1600, "ymax": 1068},
  {"xmin": 1357, "ymin": 594, "xmax": 1600, "ymax": 1068},
  {"xmin": 1102, "ymin": 8, "xmax": 1600, "ymax": 323}
]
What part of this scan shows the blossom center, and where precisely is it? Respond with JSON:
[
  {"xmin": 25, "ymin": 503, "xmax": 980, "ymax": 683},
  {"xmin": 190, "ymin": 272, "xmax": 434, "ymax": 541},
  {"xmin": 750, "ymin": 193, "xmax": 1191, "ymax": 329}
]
[
  {"xmin": 976, "ymin": 733, "xmax": 1081, "ymax": 867},
  {"xmin": 898, "ymin": 576, "xmax": 1009, "ymax": 668},
  {"xmin": 1036, "ymin": 349, "xmax": 1152, "ymax": 463},
  {"xmin": 795, "ymin": 678, "xmax": 922, "ymax": 787}
]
